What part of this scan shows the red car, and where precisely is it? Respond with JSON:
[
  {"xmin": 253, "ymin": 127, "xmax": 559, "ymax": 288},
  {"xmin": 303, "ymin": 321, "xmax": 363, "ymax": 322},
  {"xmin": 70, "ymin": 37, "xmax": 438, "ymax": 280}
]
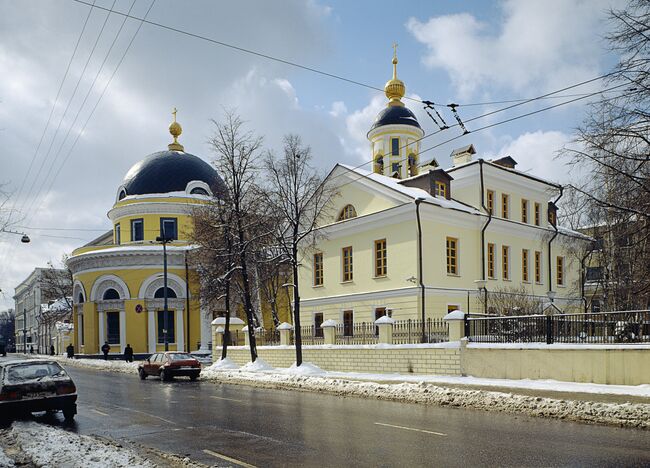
[{"xmin": 138, "ymin": 352, "xmax": 201, "ymax": 381}]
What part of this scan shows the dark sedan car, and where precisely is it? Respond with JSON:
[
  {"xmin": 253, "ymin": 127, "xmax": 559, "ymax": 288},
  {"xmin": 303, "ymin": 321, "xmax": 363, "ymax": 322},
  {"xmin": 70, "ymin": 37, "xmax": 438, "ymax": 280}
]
[
  {"xmin": 0, "ymin": 359, "xmax": 77, "ymax": 420},
  {"xmin": 138, "ymin": 352, "xmax": 201, "ymax": 381}
]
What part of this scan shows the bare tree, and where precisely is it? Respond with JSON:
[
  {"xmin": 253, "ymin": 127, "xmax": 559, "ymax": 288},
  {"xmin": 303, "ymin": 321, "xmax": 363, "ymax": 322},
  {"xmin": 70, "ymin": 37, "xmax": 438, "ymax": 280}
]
[
  {"xmin": 483, "ymin": 286, "xmax": 544, "ymax": 316},
  {"xmin": 562, "ymin": 0, "xmax": 650, "ymax": 309},
  {"xmin": 40, "ymin": 258, "xmax": 73, "ymax": 352},
  {"xmin": 206, "ymin": 111, "xmax": 271, "ymax": 362},
  {"xmin": 263, "ymin": 135, "xmax": 338, "ymax": 366}
]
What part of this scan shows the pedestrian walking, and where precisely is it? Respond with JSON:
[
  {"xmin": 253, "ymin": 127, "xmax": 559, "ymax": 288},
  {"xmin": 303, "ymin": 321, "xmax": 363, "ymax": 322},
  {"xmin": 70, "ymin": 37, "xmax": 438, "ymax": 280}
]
[
  {"xmin": 124, "ymin": 344, "xmax": 134, "ymax": 362},
  {"xmin": 101, "ymin": 341, "xmax": 111, "ymax": 360},
  {"xmin": 66, "ymin": 343, "xmax": 75, "ymax": 359},
  {"xmin": 29, "ymin": 345, "xmax": 34, "ymax": 354},
  {"xmin": 50, "ymin": 344, "xmax": 55, "ymax": 356}
]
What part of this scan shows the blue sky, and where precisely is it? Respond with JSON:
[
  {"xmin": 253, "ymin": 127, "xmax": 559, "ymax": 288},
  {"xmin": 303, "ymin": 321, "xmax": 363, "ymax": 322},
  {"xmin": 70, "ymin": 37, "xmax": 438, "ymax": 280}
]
[{"xmin": 0, "ymin": 0, "xmax": 624, "ymax": 308}]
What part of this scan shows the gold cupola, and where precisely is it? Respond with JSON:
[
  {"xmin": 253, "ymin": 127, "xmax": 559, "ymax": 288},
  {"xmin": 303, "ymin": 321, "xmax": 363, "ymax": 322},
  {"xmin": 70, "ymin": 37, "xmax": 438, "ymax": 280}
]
[
  {"xmin": 168, "ymin": 107, "xmax": 184, "ymax": 152},
  {"xmin": 384, "ymin": 43, "xmax": 405, "ymax": 107}
]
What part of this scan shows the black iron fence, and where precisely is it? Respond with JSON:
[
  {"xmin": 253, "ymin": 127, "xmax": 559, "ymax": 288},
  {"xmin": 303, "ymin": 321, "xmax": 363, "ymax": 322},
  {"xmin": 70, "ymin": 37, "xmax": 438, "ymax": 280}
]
[
  {"xmin": 254, "ymin": 328, "xmax": 280, "ymax": 346},
  {"xmin": 298, "ymin": 325, "xmax": 325, "ymax": 345},
  {"xmin": 393, "ymin": 318, "xmax": 449, "ymax": 344},
  {"xmin": 466, "ymin": 310, "xmax": 650, "ymax": 344},
  {"xmin": 335, "ymin": 322, "xmax": 378, "ymax": 345}
]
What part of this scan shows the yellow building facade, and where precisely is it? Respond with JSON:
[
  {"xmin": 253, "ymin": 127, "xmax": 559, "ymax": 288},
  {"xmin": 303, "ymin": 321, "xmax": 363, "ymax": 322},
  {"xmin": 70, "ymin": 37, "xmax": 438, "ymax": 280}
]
[
  {"xmin": 298, "ymin": 52, "xmax": 591, "ymax": 329},
  {"xmin": 67, "ymin": 115, "xmax": 223, "ymax": 354}
]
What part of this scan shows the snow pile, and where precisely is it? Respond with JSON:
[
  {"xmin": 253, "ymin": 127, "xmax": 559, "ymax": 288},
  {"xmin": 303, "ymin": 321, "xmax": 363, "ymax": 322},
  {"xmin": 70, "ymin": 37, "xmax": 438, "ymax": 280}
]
[
  {"xmin": 239, "ymin": 357, "xmax": 274, "ymax": 372},
  {"xmin": 0, "ymin": 446, "xmax": 15, "ymax": 468},
  {"xmin": 205, "ymin": 357, "xmax": 239, "ymax": 371},
  {"xmin": 44, "ymin": 355, "xmax": 140, "ymax": 374},
  {"xmin": 206, "ymin": 371, "xmax": 650, "ymax": 429},
  {"xmin": 282, "ymin": 362, "xmax": 325, "ymax": 376},
  {"xmin": 1, "ymin": 421, "xmax": 155, "ymax": 467}
]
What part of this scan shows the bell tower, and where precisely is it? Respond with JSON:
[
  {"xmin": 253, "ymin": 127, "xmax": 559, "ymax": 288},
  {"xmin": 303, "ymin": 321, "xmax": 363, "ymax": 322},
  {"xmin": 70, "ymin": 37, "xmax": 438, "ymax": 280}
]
[{"xmin": 367, "ymin": 45, "xmax": 424, "ymax": 179}]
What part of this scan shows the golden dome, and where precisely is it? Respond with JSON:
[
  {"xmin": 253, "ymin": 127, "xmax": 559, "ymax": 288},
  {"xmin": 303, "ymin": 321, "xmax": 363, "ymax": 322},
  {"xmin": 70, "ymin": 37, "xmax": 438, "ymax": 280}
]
[
  {"xmin": 384, "ymin": 44, "xmax": 405, "ymax": 107},
  {"xmin": 168, "ymin": 107, "xmax": 184, "ymax": 151}
]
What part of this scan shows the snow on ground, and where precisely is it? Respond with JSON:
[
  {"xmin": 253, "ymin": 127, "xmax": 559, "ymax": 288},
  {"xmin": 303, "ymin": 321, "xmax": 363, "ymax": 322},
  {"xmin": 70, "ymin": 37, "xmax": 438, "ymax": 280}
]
[
  {"xmin": 239, "ymin": 357, "xmax": 273, "ymax": 372},
  {"xmin": 0, "ymin": 446, "xmax": 15, "ymax": 468},
  {"xmin": 35, "ymin": 354, "xmax": 139, "ymax": 374},
  {"xmin": 205, "ymin": 357, "xmax": 239, "ymax": 371},
  {"xmin": 0, "ymin": 421, "xmax": 155, "ymax": 467}
]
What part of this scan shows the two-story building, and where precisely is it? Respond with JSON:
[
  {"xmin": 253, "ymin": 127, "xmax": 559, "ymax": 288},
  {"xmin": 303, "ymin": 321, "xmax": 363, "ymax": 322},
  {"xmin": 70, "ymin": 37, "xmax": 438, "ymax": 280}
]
[{"xmin": 298, "ymin": 52, "xmax": 590, "ymax": 332}]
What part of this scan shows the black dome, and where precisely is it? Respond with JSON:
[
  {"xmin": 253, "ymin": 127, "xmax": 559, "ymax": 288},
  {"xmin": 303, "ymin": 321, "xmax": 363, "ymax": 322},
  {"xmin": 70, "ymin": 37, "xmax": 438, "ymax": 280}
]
[
  {"xmin": 121, "ymin": 150, "xmax": 225, "ymax": 197},
  {"xmin": 368, "ymin": 105, "xmax": 422, "ymax": 134}
]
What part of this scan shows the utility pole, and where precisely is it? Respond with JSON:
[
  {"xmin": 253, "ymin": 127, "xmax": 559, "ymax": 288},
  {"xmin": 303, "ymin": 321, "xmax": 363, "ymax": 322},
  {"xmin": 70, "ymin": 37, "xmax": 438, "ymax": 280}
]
[{"xmin": 23, "ymin": 307, "xmax": 27, "ymax": 354}]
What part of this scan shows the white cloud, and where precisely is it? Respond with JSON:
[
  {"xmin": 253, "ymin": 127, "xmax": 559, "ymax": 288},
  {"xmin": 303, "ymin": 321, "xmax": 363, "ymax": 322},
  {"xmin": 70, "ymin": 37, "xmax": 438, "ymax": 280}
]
[
  {"xmin": 407, "ymin": 0, "xmax": 620, "ymax": 98},
  {"xmin": 484, "ymin": 130, "xmax": 579, "ymax": 183},
  {"xmin": 329, "ymin": 101, "xmax": 347, "ymax": 117}
]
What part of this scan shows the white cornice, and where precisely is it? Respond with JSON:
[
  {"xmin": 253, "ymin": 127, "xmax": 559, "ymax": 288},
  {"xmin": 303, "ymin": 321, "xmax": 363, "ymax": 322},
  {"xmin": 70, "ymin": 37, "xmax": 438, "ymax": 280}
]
[{"xmin": 108, "ymin": 201, "xmax": 197, "ymax": 221}]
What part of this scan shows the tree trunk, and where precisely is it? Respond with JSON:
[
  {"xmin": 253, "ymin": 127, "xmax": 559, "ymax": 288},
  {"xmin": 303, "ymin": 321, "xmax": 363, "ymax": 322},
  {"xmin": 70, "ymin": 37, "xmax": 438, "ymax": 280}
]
[
  {"xmin": 221, "ymin": 280, "xmax": 230, "ymax": 361},
  {"xmin": 238, "ymin": 236, "xmax": 258, "ymax": 362},
  {"xmin": 292, "ymin": 248, "xmax": 302, "ymax": 366}
]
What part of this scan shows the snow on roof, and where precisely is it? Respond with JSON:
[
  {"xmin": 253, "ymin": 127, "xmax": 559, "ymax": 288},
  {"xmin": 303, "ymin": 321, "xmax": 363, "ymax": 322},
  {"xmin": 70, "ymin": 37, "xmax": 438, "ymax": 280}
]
[
  {"xmin": 74, "ymin": 244, "xmax": 197, "ymax": 258},
  {"xmin": 337, "ymin": 164, "xmax": 480, "ymax": 215},
  {"xmin": 446, "ymin": 158, "xmax": 561, "ymax": 189},
  {"xmin": 557, "ymin": 225, "xmax": 595, "ymax": 241},
  {"xmin": 119, "ymin": 191, "xmax": 210, "ymax": 201}
]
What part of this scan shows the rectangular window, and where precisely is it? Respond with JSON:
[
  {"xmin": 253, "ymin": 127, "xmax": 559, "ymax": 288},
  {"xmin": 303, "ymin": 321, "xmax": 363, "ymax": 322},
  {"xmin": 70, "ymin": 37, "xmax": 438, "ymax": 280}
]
[
  {"xmin": 522, "ymin": 249, "xmax": 529, "ymax": 282},
  {"xmin": 435, "ymin": 181, "xmax": 447, "ymax": 198},
  {"xmin": 557, "ymin": 256, "xmax": 565, "ymax": 286},
  {"xmin": 521, "ymin": 199, "xmax": 529, "ymax": 223},
  {"xmin": 160, "ymin": 217, "xmax": 178, "ymax": 240},
  {"xmin": 106, "ymin": 311, "xmax": 120, "ymax": 345},
  {"xmin": 115, "ymin": 223, "xmax": 121, "ymax": 245},
  {"xmin": 548, "ymin": 209, "xmax": 557, "ymax": 226},
  {"xmin": 502, "ymin": 245, "xmax": 510, "ymax": 280},
  {"xmin": 487, "ymin": 243, "xmax": 495, "ymax": 279},
  {"xmin": 343, "ymin": 310, "xmax": 353, "ymax": 337},
  {"xmin": 314, "ymin": 313, "xmax": 324, "ymax": 338},
  {"xmin": 391, "ymin": 137, "xmax": 399, "ymax": 156},
  {"xmin": 131, "ymin": 218, "xmax": 144, "ymax": 242},
  {"xmin": 535, "ymin": 251, "xmax": 542, "ymax": 283},
  {"xmin": 486, "ymin": 190, "xmax": 494, "ymax": 215},
  {"xmin": 446, "ymin": 237, "xmax": 458, "ymax": 275},
  {"xmin": 534, "ymin": 203, "xmax": 541, "ymax": 226},
  {"xmin": 374, "ymin": 239, "xmax": 387, "ymax": 277},
  {"xmin": 342, "ymin": 246, "xmax": 353, "ymax": 282},
  {"xmin": 391, "ymin": 162, "xmax": 400, "ymax": 174},
  {"xmin": 157, "ymin": 310, "xmax": 175, "ymax": 343},
  {"xmin": 313, "ymin": 252, "xmax": 323, "ymax": 286},
  {"xmin": 501, "ymin": 194, "xmax": 509, "ymax": 219}
]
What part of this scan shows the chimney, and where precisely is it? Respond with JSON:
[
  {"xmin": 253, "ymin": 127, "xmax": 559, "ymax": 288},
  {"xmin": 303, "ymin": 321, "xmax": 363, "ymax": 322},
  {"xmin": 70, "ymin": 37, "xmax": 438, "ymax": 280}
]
[{"xmin": 450, "ymin": 144, "xmax": 476, "ymax": 167}]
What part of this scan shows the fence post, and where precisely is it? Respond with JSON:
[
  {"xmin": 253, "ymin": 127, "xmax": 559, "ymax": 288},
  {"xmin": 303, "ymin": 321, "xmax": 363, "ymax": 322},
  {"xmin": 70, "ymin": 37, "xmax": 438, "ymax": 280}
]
[
  {"xmin": 277, "ymin": 322, "xmax": 293, "ymax": 346},
  {"xmin": 375, "ymin": 316, "xmax": 395, "ymax": 344},
  {"xmin": 321, "ymin": 319, "xmax": 337, "ymax": 345},
  {"xmin": 214, "ymin": 326, "xmax": 224, "ymax": 347},
  {"xmin": 545, "ymin": 315, "xmax": 553, "ymax": 345},
  {"xmin": 444, "ymin": 309, "xmax": 466, "ymax": 342},
  {"xmin": 241, "ymin": 326, "xmax": 251, "ymax": 347}
]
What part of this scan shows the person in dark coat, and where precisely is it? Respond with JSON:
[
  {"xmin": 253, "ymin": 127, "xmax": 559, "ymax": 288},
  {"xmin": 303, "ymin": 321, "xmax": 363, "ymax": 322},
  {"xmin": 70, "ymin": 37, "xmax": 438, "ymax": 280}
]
[
  {"xmin": 124, "ymin": 344, "xmax": 134, "ymax": 362},
  {"xmin": 29, "ymin": 345, "xmax": 34, "ymax": 354},
  {"xmin": 101, "ymin": 341, "xmax": 111, "ymax": 360},
  {"xmin": 66, "ymin": 343, "xmax": 74, "ymax": 359},
  {"xmin": 50, "ymin": 344, "xmax": 55, "ymax": 356}
]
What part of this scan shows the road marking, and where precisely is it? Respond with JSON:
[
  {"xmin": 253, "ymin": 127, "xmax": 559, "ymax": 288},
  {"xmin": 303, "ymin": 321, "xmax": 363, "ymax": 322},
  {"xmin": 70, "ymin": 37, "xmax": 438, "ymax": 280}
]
[
  {"xmin": 374, "ymin": 422, "xmax": 447, "ymax": 437},
  {"xmin": 110, "ymin": 405, "xmax": 177, "ymax": 425},
  {"xmin": 90, "ymin": 408, "xmax": 109, "ymax": 416},
  {"xmin": 203, "ymin": 449, "xmax": 257, "ymax": 468},
  {"xmin": 210, "ymin": 396, "xmax": 244, "ymax": 403}
]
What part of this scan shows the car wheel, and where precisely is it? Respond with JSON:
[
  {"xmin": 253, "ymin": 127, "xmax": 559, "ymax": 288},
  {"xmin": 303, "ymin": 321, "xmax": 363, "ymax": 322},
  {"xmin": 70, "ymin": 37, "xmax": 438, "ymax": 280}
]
[
  {"xmin": 138, "ymin": 368, "xmax": 147, "ymax": 380},
  {"xmin": 63, "ymin": 406, "xmax": 76, "ymax": 421},
  {"xmin": 160, "ymin": 369, "xmax": 170, "ymax": 381},
  {"xmin": 189, "ymin": 374, "xmax": 198, "ymax": 381}
]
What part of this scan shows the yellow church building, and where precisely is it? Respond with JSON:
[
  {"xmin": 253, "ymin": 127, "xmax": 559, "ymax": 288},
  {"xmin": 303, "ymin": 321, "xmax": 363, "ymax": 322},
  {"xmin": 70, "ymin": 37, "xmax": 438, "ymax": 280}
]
[
  {"xmin": 298, "ymin": 51, "xmax": 592, "ymax": 331},
  {"xmin": 67, "ymin": 114, "xmax": 223, "ymax": 355}
]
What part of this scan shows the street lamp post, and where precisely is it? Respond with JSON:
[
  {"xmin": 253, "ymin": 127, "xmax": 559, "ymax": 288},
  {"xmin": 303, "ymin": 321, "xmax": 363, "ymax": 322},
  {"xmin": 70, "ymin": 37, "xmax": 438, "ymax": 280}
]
[
  {"xmin": 23, "ymin": 307, "xmax": 27, "ymax": 354},
  {"xmin": 156, "ymin": 234, "xmax": 173, "ymax": 351},
  {"xmin": 474, "ymin": 279, "xmax": 487, "ymax": 314}
]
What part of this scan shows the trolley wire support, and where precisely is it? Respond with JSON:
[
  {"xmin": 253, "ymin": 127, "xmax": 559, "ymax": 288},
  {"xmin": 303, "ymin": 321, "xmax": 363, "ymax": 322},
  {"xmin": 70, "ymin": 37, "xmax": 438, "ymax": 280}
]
[
  {"xmin": 422, "ymin": 100, "xmax": 449, "ymax": 131},
  {"xmin": 447, "ymin": 103, "xmax": 470, "ymax": 135}
]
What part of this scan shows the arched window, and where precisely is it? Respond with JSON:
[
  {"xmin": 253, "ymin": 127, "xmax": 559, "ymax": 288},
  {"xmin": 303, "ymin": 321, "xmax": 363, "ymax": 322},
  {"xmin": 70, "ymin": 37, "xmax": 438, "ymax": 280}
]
[
  {"xmin": 190, "ymin": 187, "xmax": 209, "ymax": 196},
  {"xmin": 374, "ymin": 154, "xmax": 384, "ymax": 174},
  {"xmin": 118, "ymin": 188, "xmax": 127, "ymax": 200},
  {"xmin": 77, "ymin": 293, "xmax": 84, "ymax": 304},
  {"xmin": 338, "ymin": 204, "xmax": 357, "ymax": 221},
  {"xmin": 102, "ymin": 288, "xmax": 120, "ymax": 300},
  {"xmin": 154, "ymin": 287, "xmax": 177, "ymax": 299}
]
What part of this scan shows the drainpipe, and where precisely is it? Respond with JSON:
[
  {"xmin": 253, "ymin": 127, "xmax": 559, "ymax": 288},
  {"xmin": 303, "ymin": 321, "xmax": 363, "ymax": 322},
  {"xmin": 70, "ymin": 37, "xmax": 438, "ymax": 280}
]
[
  {"xmin": 580, "ymin": 242, "xmax": 594, "ymax": 314},
  {"xmin": 415, "ymin": 197, "xmax": 426, "ymax": 343},
  {"xmin": 479, "ymin": 160, "xmax": 491, "ymax": 313},
  {"xmin": 547, "ymin": 186, "xmax": 564, "ymax": 296}
]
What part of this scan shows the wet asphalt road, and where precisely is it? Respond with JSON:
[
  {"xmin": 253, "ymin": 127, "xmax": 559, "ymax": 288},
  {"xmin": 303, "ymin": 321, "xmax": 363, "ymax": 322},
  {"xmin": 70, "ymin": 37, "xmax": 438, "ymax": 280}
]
[{"xmin": 4, "ymin": 358, "xmax": 650, "ymax": 467}]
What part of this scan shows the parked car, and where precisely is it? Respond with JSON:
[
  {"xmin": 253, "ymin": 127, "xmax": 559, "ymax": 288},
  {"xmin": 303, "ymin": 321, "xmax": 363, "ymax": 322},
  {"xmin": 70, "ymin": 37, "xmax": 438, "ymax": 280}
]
[
  {"xmin": 0, "ymin": 359, "xmax": 77, "ymax": 420},
  {"xmin": 138, "ymin": 352, "xmax": 201, "ymax": 381}
]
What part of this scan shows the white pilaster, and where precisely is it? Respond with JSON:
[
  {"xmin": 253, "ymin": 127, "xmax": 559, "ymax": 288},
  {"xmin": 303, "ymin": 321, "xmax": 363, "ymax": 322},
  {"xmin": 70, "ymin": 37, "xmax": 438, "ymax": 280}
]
[
  {"xmin": 147, "ymin": 309, "xmax": 156, "ymax": 353},
  {"xmin": 77, "ymin": 307, "xmax": 83, "ymax": 348},
  {"xmin": 199, "ymin": 307, "xmax": 211, "ymax": 351},
  {"xmin": 119, "ymin": 309, "xmax": 127, "ymax": 353},
  {"xmin": 98, "ymin": 311, "xmax": 105, "ymax": 349},
  {"xmin": 175, "ymin": 308, "xmax": 184, "ymax": 352}
]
